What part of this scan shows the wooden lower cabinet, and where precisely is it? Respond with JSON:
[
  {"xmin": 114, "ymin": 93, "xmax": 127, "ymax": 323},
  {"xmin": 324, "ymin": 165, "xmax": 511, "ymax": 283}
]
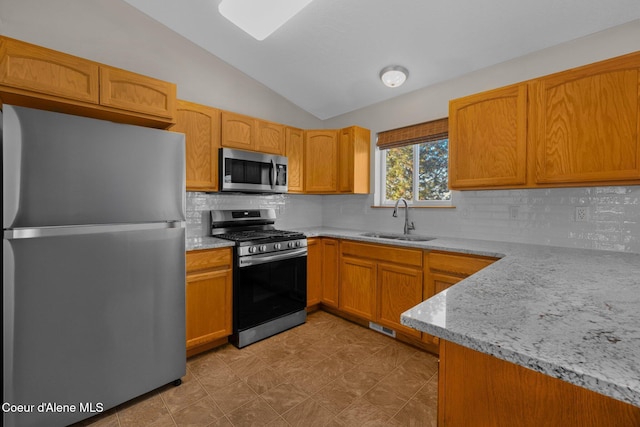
[
  {"xmin": 439, "ymin": 340, "xmax": 640, "ymax": 427},
  {"xmin": 377, "ymin": 262, "xmax": 423, "ymax": 338},
  {"xmin": 320, "ymin": 238, "xmax": 340, "ymax": 308},
  {"xmin": 339, "ymin": 240, "xmax": 423, "ymax": 336},
  {"xmin": 306, "ymin": 238, "xmax": 322, "ymax": 307},
  {"xmin": 185, "ymin": 248, "xmax": 233, "ymax": 357},
  {"xmin": 340, "ymin": 255, "xmax": 377, "ymax": 320}
]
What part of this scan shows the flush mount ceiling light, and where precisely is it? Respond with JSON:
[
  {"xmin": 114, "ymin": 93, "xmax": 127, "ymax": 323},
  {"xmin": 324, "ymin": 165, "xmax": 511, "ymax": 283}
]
[
  {"xmin": 218, "ymin": 0, "xmax": 315, "ymax": 41},
  {"xmin": 379, "ymin": 65, "xmax": 409, "ymax": 88}
]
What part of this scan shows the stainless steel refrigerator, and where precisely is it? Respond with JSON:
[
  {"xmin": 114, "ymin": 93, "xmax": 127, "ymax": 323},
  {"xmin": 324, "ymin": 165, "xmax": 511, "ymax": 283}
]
[{"xmin": 2, "ymin": 105, "xmax": 187, "ymax": 427}]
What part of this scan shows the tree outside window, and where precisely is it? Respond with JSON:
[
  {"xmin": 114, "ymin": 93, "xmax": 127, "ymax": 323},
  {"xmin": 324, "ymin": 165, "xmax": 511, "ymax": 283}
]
[{"xmin": 383, "ymin": 138, "xmax": 451, "ymax": 204}]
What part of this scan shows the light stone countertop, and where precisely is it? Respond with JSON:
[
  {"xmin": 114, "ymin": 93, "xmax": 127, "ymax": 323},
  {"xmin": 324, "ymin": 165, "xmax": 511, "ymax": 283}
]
[
  {"xmin": 186, "ymin": 236, "xmax": 235, "ymax": 251},
  {"xmin": 295, "ymin": 226, "xmax": 640, "ymax": 407}
]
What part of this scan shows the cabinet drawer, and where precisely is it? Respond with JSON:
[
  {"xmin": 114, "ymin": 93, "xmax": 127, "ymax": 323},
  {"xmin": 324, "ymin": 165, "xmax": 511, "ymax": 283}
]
[
  {"xmin": 186, "ymin": 248, "xmax": 232, "ymax": 273},
  {"xmin": 428, "ymin": 251, "xmax": 497, "ymax": 277},
  {"xmin": 341, "ymin": 240, "xmax": 422, "ymax": 267}
]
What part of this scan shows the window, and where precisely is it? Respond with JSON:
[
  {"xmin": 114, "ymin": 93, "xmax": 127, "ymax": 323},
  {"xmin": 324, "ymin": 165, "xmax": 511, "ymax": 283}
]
[{"xmin": 377, "ymin": 118, "xmax": 451, "ymax": 206}]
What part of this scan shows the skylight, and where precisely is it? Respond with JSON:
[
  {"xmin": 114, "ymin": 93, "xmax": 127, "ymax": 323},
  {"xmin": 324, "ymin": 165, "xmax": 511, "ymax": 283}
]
[{"xmin": 218, "ymin": 0, "xmax": 315, "ymax": 41}]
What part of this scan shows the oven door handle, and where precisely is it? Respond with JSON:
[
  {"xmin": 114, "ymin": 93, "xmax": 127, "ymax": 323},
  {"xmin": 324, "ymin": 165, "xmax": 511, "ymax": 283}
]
[{"xmin": 238, "ymin": 248, "xmax": 307, "ymax": 268}]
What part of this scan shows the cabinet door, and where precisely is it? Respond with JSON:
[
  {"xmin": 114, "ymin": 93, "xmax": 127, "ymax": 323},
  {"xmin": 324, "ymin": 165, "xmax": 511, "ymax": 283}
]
[
  {"xmin": 99, "ymin": 66, "xmax": 176, "ymax": 119},
  {"xmin": 306, "ymin": 238, "xmax": 322, "ymax": 307},
  {"xmin": 185, "ymin": 269, "xmax": 232, "ymax": 351},
  {"xmin": 173, "ymin": 100, "xmax": 220, "ymax": 191},
  {"xmin": 255, "ymin": 119, "xmax": 285, "ymax": 155},
  {"xmin": 221, "ymin": 111, "xmax": 256, "ymax": 151},
  {"xmin": 286, "ymin": 127, "xmax": 305, "ymax": 193},
  {"xmin": 531, "ymin": 53, "xmax": 640, "ymax": 184},
  {"xmin": 377, "ymin": 263, "xmax": 423, "ymax": 338},
  {"xmin": 305, "ymin": 130, "xmax": 338, "ymax": 193},
  {"xmin": 449, "ymin": 83, "xmax": 528, "ymax": 189},
  {"xmin": 321, "ymin": 239, "xmax": 340, "ymax": 308},
  {"xmin": 0, "ymin": 36, "xmax": 99, "ymax": 104},
  {"xmin": 339, "ymin": 256, "xmax": 376, "ymax": 320},
  {"xmin": 339, "ymin": 126, "xmax": 371, "ymax": 194}
]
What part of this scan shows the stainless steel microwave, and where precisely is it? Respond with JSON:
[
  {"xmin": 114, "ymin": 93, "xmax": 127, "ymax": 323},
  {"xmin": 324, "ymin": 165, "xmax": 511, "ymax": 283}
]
[{"xmin": 219, "ymin": 148, "xmax": 288, "ymax": 193}]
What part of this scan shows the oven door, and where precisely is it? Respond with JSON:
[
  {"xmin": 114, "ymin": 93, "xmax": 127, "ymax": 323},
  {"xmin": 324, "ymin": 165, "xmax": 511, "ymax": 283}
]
[{"xmin": 233, "ymin": 248, "xmax": 307, "ymax": 333}]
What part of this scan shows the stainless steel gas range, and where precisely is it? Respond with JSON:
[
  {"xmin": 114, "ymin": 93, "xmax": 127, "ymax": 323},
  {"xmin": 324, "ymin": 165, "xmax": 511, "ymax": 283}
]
[{"xmin": 210, "ymin": 209, "xmax": 307, "ymax": 348}]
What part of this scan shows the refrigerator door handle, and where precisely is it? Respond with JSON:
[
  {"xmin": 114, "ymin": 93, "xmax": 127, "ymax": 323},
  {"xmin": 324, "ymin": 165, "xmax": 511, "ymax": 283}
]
[{"xmin": 4, "ymin": 221, "xmax": 185, "ymax": 240}]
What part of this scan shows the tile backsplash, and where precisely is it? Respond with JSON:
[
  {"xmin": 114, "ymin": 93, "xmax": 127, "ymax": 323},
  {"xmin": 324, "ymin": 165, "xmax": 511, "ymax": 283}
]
[
  {"xmin": 186, "ymin": 192, "xmax": 324, "ymax": 238},
  {"xmin": 187, "ymin": 186, "xmax": 640, "ymax": 253}
]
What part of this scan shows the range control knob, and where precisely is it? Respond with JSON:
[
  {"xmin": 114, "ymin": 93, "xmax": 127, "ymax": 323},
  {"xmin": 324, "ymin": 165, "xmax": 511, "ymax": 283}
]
[
  {"xmin": 295, "ymin": 241, "xmax": 302, "ymax": 247},
  {"xmin": 288, "ymin": 241, "xmax": 295, "ymax": 248},
  {"xmin": 259, "ymin": 245, "xmax": 267, "ymax": 252},
  {"xmin": 274, "ymin": 243, "xmax": 282, "ymax": 250},
  {"xmin": 248, "ymin": 246, "xmax": 257, "ymax": 254}
]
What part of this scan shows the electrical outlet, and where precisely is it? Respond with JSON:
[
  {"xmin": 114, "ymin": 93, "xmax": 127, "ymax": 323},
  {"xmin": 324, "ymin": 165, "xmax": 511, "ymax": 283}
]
[{"xmin": 575, "ymin": 206, "xmax": 588, "ymax": 222}]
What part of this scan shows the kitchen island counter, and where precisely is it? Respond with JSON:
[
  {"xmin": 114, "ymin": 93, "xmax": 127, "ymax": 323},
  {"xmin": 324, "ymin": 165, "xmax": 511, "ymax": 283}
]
[{"xmin": 297, "ymin": 227, "xmax": 640, "ymax": 407}]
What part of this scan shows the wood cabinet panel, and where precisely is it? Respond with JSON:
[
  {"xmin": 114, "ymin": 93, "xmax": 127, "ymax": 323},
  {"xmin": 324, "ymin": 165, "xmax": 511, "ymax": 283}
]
[
  {"xmin": 377, "ymin": 263, "xmax": 423, "ymax": 338},
  {"xmin": 185, "ymin": 269, "xmax": 232, "ymax": 350},
  {"xmin": 99, "ymin": 66, "xmax": 176, "ymax": 119},
  {"xmin": 0, "ymin": 36, "xmax": 99, "ymax": 104},
  {"xmin": 286, "ymin": 127, "xmax": 305, "ymax": 193},
  {"xmin": 305, "ymin": 130, "xmax": 338, "ymax": 192},
  {"xmin": 449, "ymin": 83, "xmax": 528, "ymax": 189},
  {"xmin": 428, "ymin": 251, "xmax": 497, "ymax": 277},
  {"xmin": 531, "ymin": 53, "xmax": 640, "ymax": 184},
  {"xmin": 307, "ymin": 238, "xmax": 322, "ymax": 307},
  {"xmin": 340, "ymin": 240, "xmax": 422, "ymax": 267},
  {"xmin": 338, "ymin": 126, "xmax": 371, "ymax": 194},
  {"xmin": 321, "ymin": 239, "xmax": 340, "ymax": 308},
  {"xmin": 221, "ymin": 111, "xmax": 255, "ymax": 151},
  {"xmin": 439, "ymin": 340, "xmax": 640, "ymax": 427},
  {"xmin": 255, "ymin": 119, "xmax": 285, "ymax": 155},
  {"xmin": 185, "ymin": 248, "xmax": 232, "ymax": 356},
  {"xmin": 339, "ymin": 256, "xmax": 377, "ymax": 320},
  {"xmin": 173, "ymin": 100, "xmax": 221, "ymax": 191},
  {"xmin": 186, "ymin": 247, "xmax": 231, "ymax": 272}
]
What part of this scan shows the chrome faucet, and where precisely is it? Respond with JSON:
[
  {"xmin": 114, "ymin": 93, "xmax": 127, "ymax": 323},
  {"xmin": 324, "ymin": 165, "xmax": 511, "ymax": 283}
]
[{"xmin": 392, "ymin": 198, "xmax": 415, "ymax": 235}]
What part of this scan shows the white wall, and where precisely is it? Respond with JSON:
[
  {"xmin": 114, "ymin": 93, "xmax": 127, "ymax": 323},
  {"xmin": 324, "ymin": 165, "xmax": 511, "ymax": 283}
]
[
  {"xmin": 0, "ymin": 0, "xmax": 323, "ymax": 129},
  {"xmin": 319, "ymin": 20, "xmax": 640, "ymax": 253}
]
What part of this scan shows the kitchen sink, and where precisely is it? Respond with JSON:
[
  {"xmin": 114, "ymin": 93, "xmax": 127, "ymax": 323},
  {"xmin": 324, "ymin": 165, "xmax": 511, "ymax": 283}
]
[{"xmin": 360, "ymin": 232, "xmax": 435, "ymax": 242}]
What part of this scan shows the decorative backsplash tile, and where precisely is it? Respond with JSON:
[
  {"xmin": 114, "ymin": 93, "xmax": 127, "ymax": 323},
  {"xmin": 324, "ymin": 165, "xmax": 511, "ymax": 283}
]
[
  {"xmin": 187, "ymin": 186, "xmax": 640, "ymax": 253},
  {"xmin": 320, "ymin": 186, "xmax": 640, "ymax": 254}
]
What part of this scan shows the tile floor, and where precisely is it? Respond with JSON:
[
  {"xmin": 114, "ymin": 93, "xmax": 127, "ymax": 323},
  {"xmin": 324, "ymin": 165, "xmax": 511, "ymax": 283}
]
[{"xmin": 75, "ymin": 311, "xmax": 439, "ymax": 427}]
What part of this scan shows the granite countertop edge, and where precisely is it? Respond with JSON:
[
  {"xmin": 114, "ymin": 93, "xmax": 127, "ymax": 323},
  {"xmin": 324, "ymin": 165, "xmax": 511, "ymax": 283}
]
[{"xmin": 295, "ymin": 227, "xmax": 640, "ymax": 407}]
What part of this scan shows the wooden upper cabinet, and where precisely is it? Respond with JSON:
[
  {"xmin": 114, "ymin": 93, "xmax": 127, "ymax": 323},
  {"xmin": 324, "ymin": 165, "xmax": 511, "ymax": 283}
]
[
  {"xmin": 221, "ymin": 111, "xmax": 256, "ymax": 151},
  {"xmin": 0, "ymin": 36, "xmax": 176, "ymax": 128},
  {"xmin": 531, "ymin": 52, "xmax": 640, "ymax": 185},
  {"xmin": 286, "ymin": 126, "xmax": 305, "ymax": 193},
  {"xmin": 99, "ymin": 66, "xmax": 176, "ymax": 119},
  {"xmin": 448, "ymin": 83, "xmax": 528, "ymax": 189},
  {"xmin": 172, "ymin": 100, "xmax": 221, "ymax": 192},
  {"xmin": 0, "ymin": 36, "xmax": 99, "ymax": 104},
  {"xmin": 339, "ymin": 126, "xmax": 371, "ymax": 194},
  {"xmin": 305, "ymin": 129, "xmax": 339, "ymax": 193},
  {"xmin": 255, "ymin": 119, "xmax": 285, "ymax": 155}
]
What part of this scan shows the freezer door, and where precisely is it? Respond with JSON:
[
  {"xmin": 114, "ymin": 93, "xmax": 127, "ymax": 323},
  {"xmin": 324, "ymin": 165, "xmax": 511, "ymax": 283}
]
[
  {"xmin": 2, "ymin": 105, "xmax": 185, "ymax": 229},
  {"xmin": 3, "ymin": 225, "xmax": 186, "ymax": 427}
]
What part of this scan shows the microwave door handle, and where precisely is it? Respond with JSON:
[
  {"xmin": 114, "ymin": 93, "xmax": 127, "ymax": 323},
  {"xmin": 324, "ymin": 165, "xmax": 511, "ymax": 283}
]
[{"xmin": 270, "ymin": 159, "xmax": 276, "ymax": 190}]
